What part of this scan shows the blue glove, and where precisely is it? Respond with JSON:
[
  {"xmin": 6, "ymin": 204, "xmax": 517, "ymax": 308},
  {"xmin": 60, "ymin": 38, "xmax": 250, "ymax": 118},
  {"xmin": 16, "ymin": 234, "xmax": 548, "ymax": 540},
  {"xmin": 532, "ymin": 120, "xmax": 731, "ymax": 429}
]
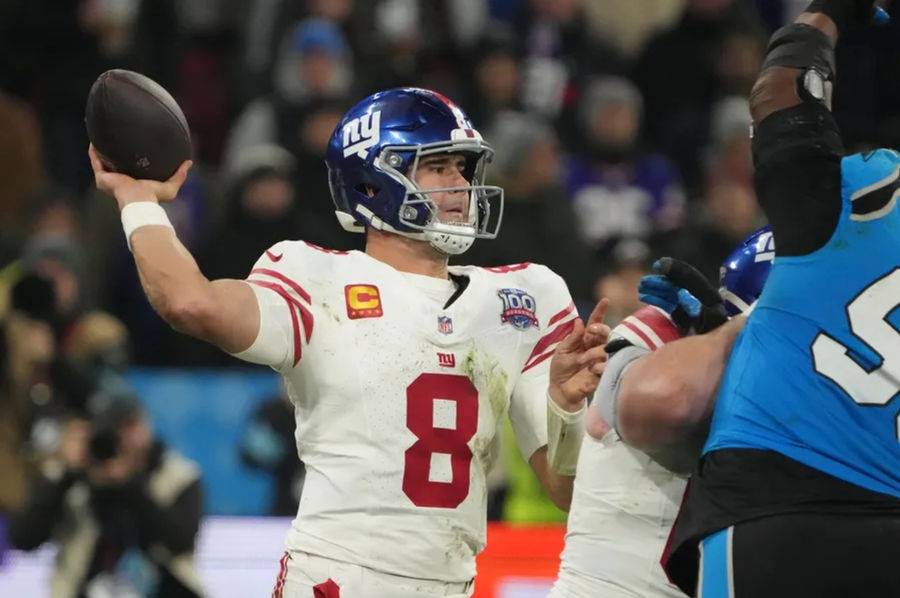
[
  {"xmin": 637, "ymin": 258, "xmax": 728, "ymax": 335},
  {"xmin": 638, "ymin": 275, "xmax": 702, "ymax": 317}
]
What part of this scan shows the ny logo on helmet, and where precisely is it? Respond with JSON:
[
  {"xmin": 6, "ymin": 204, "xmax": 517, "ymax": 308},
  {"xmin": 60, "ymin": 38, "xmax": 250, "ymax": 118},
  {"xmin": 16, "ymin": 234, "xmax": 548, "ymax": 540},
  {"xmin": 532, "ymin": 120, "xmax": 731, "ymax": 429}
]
[
  {"xmin": 754, "ymin": 230, "xmax": 775, "ymax": 263},
  {"xmin": 342, "ymin": 110, "xmax": 381, "ymax": 159}
]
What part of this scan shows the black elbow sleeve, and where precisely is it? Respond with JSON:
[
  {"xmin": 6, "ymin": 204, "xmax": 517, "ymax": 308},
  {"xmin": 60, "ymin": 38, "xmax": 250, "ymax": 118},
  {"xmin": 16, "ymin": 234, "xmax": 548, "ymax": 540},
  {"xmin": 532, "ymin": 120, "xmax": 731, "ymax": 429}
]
[
  {"xmin": 752, "ymin": 101, "xmax": 844, "ymax": 171},
  {"xmin": 752, "ymin": 102, "xmax": 844, "ymax": 257}
]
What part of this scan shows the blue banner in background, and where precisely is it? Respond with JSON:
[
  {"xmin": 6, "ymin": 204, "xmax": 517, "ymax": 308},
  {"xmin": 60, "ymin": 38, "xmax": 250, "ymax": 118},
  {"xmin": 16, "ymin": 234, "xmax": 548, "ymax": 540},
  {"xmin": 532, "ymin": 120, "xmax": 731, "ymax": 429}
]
[{"xmin": 126, "ymin": 368, "xmax": 282, "ymax": 515}]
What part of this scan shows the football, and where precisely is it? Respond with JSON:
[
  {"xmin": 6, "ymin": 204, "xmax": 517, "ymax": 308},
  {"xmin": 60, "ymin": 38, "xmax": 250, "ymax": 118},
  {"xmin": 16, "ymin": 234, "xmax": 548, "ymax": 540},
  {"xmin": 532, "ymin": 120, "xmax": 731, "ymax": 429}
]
[{"xmin": 85, "ymin": 69, "xmax": 192, "ymax": 181}]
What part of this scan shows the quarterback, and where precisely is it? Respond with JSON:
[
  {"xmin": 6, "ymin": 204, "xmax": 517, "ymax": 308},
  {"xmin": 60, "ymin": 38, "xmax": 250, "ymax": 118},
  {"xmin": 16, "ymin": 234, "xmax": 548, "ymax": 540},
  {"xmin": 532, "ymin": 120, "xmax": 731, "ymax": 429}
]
[{"xmin": 88, "ymin": 87, "xmax": 608, "ymax": 597}]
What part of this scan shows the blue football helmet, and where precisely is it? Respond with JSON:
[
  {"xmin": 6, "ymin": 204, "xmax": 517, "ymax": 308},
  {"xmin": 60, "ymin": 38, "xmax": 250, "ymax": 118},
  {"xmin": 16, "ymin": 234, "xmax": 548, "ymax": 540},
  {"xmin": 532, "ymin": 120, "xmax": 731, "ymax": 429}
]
[
  {"xmin": 719, "ymin": 225, "xmax": 775, "ymax": 316},
  {"xmin": 325, "ymin": 87, "xmax": 504, "ymax": 255}
]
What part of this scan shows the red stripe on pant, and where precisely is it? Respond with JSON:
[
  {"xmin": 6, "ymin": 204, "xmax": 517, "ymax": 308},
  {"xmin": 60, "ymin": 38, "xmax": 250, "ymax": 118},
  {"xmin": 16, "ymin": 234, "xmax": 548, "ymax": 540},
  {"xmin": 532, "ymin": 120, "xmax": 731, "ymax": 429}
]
[{"xmin": 271, "ymin": 552, "xmax": 290, "ymax": 598}]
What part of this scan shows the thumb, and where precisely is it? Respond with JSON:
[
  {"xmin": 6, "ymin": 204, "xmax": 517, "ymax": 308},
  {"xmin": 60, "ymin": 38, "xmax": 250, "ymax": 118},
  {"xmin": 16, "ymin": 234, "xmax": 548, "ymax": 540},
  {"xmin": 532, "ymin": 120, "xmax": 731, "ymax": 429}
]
[
  {"xmin": 677, "ymin": 288, "xmax": 702, "ymax": 318},
  {"xmin": 169, "ymin": 159, "xmax": 192, "ymax": 187},
  {"xmin": 157, "ymin": 160, "xmax": 192, "ymax": 201}
]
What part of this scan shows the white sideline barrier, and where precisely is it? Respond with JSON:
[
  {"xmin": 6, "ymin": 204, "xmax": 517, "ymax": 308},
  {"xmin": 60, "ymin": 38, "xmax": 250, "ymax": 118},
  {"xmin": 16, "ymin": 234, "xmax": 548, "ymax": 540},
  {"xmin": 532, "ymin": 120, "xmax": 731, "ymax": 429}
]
[{"xmin": 0, "ymin": 516, "xmax": 292, "ymax": 598}]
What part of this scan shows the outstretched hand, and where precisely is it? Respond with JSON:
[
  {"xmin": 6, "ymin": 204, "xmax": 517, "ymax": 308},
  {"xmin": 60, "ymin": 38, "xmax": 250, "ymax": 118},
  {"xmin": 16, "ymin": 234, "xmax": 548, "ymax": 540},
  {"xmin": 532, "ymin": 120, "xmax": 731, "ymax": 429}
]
[
  {"xmin": 549, "ymin": 298, "xmax": 611, "ymax": 411},
  {"xmin": 89, "ymin": 144, "xmax": 192, "ymax": 208}
]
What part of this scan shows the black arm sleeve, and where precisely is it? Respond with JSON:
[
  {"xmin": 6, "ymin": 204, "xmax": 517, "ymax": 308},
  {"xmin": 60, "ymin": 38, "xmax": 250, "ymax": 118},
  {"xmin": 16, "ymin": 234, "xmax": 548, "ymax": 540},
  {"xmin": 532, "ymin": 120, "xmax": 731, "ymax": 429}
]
[
  {"xmin": 7, "ymin": 471, "xmax": 78, "ymax": 550},
  {"xmin": 128, "ymin": 478, "xmax": 203, "ymax": 555},
  {"xmin": 752, "ymin": 102, "xmax": 845, "ymax": 257}
]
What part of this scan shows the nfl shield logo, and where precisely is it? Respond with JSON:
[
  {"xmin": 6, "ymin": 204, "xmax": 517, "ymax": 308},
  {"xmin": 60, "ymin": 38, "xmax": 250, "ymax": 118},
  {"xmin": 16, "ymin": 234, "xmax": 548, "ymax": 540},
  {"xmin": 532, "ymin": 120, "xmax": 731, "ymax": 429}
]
[{"xmin": 437, "ymin": 315, "xmax": 453, "ymax": 335}]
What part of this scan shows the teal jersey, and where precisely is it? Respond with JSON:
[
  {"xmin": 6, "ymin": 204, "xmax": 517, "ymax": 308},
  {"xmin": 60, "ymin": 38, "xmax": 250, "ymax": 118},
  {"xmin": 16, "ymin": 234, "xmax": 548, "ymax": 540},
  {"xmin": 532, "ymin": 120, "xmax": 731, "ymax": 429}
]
[{"xmin": 704, "ymin": 149, "xmax": 900, "ymax": 499}]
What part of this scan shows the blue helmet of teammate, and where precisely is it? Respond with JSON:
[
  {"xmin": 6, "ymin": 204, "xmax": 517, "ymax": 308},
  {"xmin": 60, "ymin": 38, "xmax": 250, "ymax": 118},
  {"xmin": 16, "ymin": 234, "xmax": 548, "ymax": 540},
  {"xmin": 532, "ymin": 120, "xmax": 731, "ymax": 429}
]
[
  {"xmin": 325, "ymin": 87, "xmax": 504, "ymax": 255},
  {"xmin": 719, "ymin": 225, "xmax": 775, "ymax": 316}
]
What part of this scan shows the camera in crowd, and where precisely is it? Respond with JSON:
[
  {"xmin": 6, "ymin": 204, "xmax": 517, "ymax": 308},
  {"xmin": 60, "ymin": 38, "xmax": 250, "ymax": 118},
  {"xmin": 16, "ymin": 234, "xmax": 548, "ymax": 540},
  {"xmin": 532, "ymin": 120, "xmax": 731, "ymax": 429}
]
[{"xmin": 86, "ymin": 378, "xmax": 143, "ymax": 463}]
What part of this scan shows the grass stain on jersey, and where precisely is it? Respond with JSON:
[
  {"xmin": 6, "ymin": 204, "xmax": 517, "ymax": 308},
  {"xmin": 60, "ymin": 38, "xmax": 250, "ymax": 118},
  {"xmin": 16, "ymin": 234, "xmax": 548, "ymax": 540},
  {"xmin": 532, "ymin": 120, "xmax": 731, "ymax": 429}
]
[
  {"xmin": 463, "ymin": 346, "xmax": 509, "ymax": 472},
  {"xmin": 442, "ymin": 518, "xmax": 478, "ymax": 563},
  {"xmin": 320, "ymin": 301, "xmax": 341, "ymax": 322},
  {"xmin": 462, "ymin": 346, "xmax": 509, "ymax": 421}
]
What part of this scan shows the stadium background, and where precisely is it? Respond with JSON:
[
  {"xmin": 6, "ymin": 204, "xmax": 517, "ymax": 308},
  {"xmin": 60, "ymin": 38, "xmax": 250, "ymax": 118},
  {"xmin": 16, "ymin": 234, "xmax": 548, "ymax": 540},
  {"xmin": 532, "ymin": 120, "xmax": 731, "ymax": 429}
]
[{"xmin": 1, "ymin": 0, "xmax": 898, "ymax": 595}]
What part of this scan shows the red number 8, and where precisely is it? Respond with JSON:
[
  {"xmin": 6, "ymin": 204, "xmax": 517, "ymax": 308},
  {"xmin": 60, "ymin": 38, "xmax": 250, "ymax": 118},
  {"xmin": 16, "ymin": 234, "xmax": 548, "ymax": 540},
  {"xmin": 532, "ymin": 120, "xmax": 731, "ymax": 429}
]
[{"xmin": 402, "ymin": 373, "xmax": 479, "ymax": 508}]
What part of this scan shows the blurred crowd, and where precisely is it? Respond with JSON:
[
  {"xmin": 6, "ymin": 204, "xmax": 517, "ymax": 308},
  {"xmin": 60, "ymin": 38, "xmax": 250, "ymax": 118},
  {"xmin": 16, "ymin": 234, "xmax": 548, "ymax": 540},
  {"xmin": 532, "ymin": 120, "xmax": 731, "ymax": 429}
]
[
  {"xmin": 4, "ymin": 0, "xmax": 900, "ymax": 592},
  {"xmin": 3, "ymin": 0, "xmax": 900, "ymax": 368}
]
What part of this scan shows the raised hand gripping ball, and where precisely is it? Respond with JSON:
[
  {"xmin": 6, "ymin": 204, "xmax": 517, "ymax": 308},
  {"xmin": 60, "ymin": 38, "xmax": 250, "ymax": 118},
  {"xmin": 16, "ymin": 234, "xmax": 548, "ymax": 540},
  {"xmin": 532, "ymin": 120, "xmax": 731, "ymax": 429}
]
[{"xmin": 85, "ymin": 69, "xmax": 192, "ymax": 181}]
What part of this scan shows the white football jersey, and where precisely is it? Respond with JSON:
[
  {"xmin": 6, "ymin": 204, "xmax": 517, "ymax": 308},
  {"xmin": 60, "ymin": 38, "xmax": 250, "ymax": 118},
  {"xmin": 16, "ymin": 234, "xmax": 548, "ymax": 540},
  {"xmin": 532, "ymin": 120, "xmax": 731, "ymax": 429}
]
[
  {"xmin": 237, "ymin": 240, "xmax": 577, "ymax": 582},
  {"xmin": 552, "ymin": 430, "xmax": 687, "ymax": 598}
]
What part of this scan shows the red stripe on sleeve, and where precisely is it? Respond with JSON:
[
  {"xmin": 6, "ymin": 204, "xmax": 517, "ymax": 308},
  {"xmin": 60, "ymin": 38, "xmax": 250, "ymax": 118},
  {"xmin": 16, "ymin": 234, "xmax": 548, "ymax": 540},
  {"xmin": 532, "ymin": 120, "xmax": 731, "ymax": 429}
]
[
  {"xmin": 620, "ymin": 319, "xmax": 658, "ymax": 351},
  {"xmin": 548, "ymin": 301, "xmax": 576, "ymax": 327},
  {"xmin": 249, "ymin": 279, "xmax": 314, "ymax": 343},
  {"xmin": 521, "ymin": 349, "xmax": 556, "ymax": 373},
  {"xmin": 631, "ymin": 306, "xmax": 681, "ymax": 344},
  {"xmin": 248, "ymin": 280, "xmax": 305, "ymax": 366},
  {"xmin": 250, "ymin": 268, "xmax": 312, "ymax": 304},
  {"xmin": 522, "ymin": 318, "xmax": 576, "ymax": 372}
]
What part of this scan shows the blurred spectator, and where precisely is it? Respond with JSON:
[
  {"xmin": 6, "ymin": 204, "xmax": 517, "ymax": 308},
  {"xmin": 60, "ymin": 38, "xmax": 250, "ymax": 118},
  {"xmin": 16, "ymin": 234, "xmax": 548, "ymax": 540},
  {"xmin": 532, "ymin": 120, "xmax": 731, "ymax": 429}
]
[
  {"xmin": 0, "ymin": 92, "xmax": 46, "ymax": 261},
  {"xmin": 279, "ymin": 97, "xmax": 345, "ymax": 189},
  {"xmin": 0, "ymin": 276, "xmax": 57, "ymax": 517},
  {"xmin": 716, "ymin": 28, "xmax": 765, "ymax": 98},
  {"xmin": 704, "ymin": 96, "xmax": 754, "ymax": 192},
  {"xmin": 514, "ymin": 0, "xmax": 626, "ymax": 127},
  {"xmin": 225, "ymin": 18, "xmax": 353, "ymax": 169},
  {"xmin": 199, "ymin": 145, "xmax": 301, "ymax": 281},
  {"xmin": 0, "ymin": 266, "xmax": 133, "ymax": 469},
  {"xmin": 366, "ymin": 0, "xmax": 469, "ymax": 98},
  {"xmin": 583, "ymin": 0, "xmax": 684, "ymax": 58},
  {"xmin": 444, "ymin": 0, "xmax": 491, "ymax": 49},
  {"xmin": 24, "ymin": 190, "xmax": 83, "ymax": 241},
  {"xmin": 20, "ymin": 235, "xmax": 92, "ymax": 338},
  {"xmin": 0, "ymin": 0, "xmax": 107, "ymax": 195},
  {"xmin": 564, "ymin": 76, "xmax": 685, "ymax": 262},
  {"xmin": 0, "ymin": 271, "xmax": 133, "ymax": 571},
  {"xmin": 7, "ymin": 390, "xmax": 205, "ymax": 598},
  {"xmin": 79, "ymin": 0, "xmax": 146, "ymax": 63},
  {"xmin": 658, "ymin": 94, "xmax": 761, "ymax": 282},
  {"xmin": 592, "ymin": 237, "xmax": 653, "ymax": 328},
  {"xmin": 175, "ymin": 34, "xmax": 233, "ymax": 166},
  {"xmin": 289, "ymin": 101, "xmax": 362, "ymax": 251},
  {"xmin": 751, "ymin": 0, "xmax": 792, "ymax": 31},
  {"xmin": 462, "ymin": 111, "xmax": 593, "ymax": 302},
  {"xmin": 239, "ymin": 0, "xmax": 377, "ymax": 103},
  {"xmin": 463, "ymin": 25, "xmax": 523, "ymax": 130},
  {"xmin": 826, "ymin": 13, "xmax": 900, "ymax": 152},
  {"xmin": 633, "ymin": 0, "xmax": 764, "ymax": 194},
  {"xmin": 238, "ymin": 388, "xmax": 304, "ymax": 517},
  {"xmin": 662, "ymin": 182, "xmax": 762, "ymax": 284}
]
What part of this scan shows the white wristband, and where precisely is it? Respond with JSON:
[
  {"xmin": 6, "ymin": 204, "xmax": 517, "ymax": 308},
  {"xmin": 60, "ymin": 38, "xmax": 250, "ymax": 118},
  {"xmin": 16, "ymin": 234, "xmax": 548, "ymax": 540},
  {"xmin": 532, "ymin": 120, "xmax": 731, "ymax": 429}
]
[
  {"xmin": 547, "ymin": 392, "xmax": 586, "ymax": 476},
  {"xmin": 121, "ymin": 202, "xmax": 174, "ymax": 252}
]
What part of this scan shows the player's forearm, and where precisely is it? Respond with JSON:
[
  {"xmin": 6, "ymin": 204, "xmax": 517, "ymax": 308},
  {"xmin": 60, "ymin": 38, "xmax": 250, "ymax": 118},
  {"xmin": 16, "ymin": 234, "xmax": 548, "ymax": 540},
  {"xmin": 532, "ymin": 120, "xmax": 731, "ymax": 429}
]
[
  {"xmin": 109, "ymin": 181, "xmax": 260, "ymax": 353},
  {"xmin": 528, "ymin": 446, "xmax": 574, "ymax": 511},
  {"xmin": 618, "ymin": 317, "xmax": 745, "ymax": 452},
  {"xmin": 130, "ymin": 226, "xmax": 215, "ymax": 333}
]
